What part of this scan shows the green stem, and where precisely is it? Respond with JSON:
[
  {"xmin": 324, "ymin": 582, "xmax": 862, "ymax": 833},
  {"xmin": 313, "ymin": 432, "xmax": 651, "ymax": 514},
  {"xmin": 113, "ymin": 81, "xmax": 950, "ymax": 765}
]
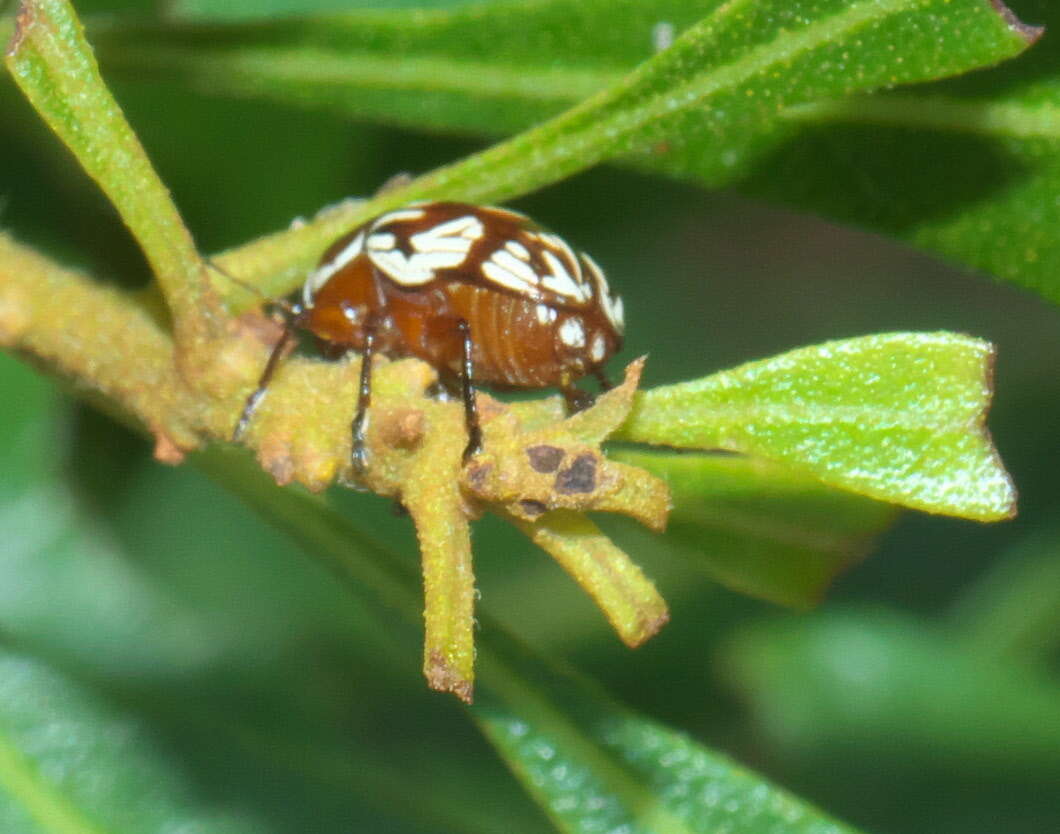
[
  {"xmin": 4, "ymin": 0, "xmax": 210, "ymax": 337},
  {"xmin": 193, "ymin": 445, "xmax": 689, "ymax": 830},
  {"xmin": 403, "ymin": 410, "xmax": 477, "ymax": 702},
  {"xmin": 513, "ymin": 511, "xmax": 668, "ymax": 648}
]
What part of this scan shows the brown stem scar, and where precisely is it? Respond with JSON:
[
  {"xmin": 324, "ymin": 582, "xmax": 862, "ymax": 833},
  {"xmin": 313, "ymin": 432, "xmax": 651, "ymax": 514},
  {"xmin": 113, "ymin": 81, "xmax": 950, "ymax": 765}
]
[{"xmin": 6, "ymin": 3, "xmax": 35, "ymax": 57}]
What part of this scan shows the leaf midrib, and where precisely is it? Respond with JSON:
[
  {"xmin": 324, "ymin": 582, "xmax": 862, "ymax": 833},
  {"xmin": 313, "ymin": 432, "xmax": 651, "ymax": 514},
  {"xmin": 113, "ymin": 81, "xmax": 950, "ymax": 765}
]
[
  {"xmin": 104, "ymin": 46, "xmax": 622, "ymax": 103},
  {"xmin": 630, "ymin": 400, "xmax": 983, "ymax": 433}
]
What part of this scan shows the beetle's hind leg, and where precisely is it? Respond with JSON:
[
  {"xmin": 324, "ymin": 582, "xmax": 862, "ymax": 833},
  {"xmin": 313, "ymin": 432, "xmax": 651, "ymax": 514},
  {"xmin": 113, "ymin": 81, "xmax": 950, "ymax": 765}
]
[
  {"xmin": 559, "ymin": 368, "xmax": 596, "ymax": 414},
  {"xmin": 558, "ymin": 367, "xmax": 613, "ymax": 415},
  {"xmin": 350, "ymin": 320, "xmax": 378, "ymax": 477}
]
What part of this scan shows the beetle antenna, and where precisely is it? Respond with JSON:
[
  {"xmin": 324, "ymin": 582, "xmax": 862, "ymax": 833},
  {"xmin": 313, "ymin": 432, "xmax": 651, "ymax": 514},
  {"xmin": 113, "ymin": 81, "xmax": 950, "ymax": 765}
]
[{"xmin": 205, "ymin": 258, "xmax": 300, "ymax": 318}]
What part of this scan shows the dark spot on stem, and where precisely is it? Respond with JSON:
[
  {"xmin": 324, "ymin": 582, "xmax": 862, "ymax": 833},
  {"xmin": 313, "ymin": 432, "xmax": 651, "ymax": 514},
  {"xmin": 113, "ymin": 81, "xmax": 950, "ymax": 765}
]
[
  {"xmin": 526, "ymin": 444, "xmax": 564, "ymax": 473},
  {"xmin": 555, "ymin": 453, "xmax": 597, "ymax": 494}
]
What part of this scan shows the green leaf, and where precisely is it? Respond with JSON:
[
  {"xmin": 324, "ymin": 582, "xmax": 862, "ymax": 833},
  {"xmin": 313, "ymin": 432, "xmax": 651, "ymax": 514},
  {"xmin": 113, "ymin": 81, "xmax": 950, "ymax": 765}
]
[
  {"xmin": 739, "ymin": 0, "xmax": 1060, "ymax": 306},
  {"xmin": 80, "ymin": 0, "xmax": 1041, "ymax": 298},
  {"xmin": 4, "ymin": 0, "xmax": 205, "ymax": 326},
  {"xmin": 946, "ymin": 520, "xmax": 1060, "ymax": 665},
  {"xmin": 617, "ymin": 332, "xmax": 1016, "ymax": 521},
  {"xmin": 198, "ymin": 446, "xmax": 866, "ymax": 834},
  {"xmin": 88, "ymin": 0, "xmax": 1035, "ymax": 142},
  {"xmin": 169, "ymin": 0, "xmax": 484, "ymax": 20},
  {"xmin": 0, "ymin": 647, "xmax": 263, "ymax": 834},
  {"xmin": 722, "ymin": 609, "xmax": 1060, "ymax": 778},
  {"xmin": 744, "ymin": 89, "xmax": 1060, "ymax": 307},
  {"xmin": 0, "ymin": 354, "xmax": 221, "ymax": 678},
  {"xmin": 611, "ymin": 450, "xmax": 897, "ymax": 608},
  {"xmin": 473, "ymin": 636, "xmax": 865, "ymax": 834}
]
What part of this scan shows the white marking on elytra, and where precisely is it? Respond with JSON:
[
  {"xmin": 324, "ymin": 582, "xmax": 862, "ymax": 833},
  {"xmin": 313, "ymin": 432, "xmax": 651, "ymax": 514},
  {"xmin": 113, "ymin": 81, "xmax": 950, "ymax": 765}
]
[
  {"xmin": 559, "ymin": 317, "xmax": 586, "ymax": 349},
  {"xmin": 506, "ymin": 240, "xmax": 531, "ymax": 261},
  {"xmin": 371, "ymin": 249, "xmax": 467, "ymax": 285},
  {"xmin": 581, "ymin": 253, "xmax": 624, "ymax": 334},
  {"xmin": 303, "ymin": 231, "xmax": 364, "ymax": 307},
  {"xmin": 535, "ymin": 303, "xmax": 557, "ymax": 325},
  {"xmin": 590, "ymin": 331, "xmax": 607, "ymax": 363},
  {"xmin": 539, "ymin": 234, "xmax": 585, "ymax": 283},
  {"xmin": 540, "ymin": 250, "xmax": 587, "ymax": 302},
  {"xmin": 609, "ymin": 296, "xmax": 625, "ymax": 333},
  {"xmin": 410, "ymin": 215, "xmax": 484, "ymax": 252},
  {"xmin": 481, "ymin": 248, "xmax": 541, "ymax": 295},
  {"xmin": 581, "ymin": 253, "xmax": 607, "ymax": 294},
  {"xmin": 367, "ymin": 232, "xmax": 396, "ymax": 250},
  {"xmin": 482, "ymin": 260, "xmax": 536, "ymax": 295},
  {"xmin": 378, "ymin": 207, "xmax": 426, "ymax": 223},
  {"xmin": 368, "ymin": 214, "xmax": 485, "ymax": 286}
]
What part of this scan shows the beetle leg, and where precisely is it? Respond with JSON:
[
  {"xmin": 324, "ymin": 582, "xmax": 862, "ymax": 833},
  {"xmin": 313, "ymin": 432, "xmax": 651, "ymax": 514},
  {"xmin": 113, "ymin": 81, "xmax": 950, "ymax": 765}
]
[
  {"xmin": 232, "ymin": 323, "xmax": 297, "ymax": 443},
  {"xmin": 559, "ymin": 371, "xmax": 595, "ymax": 414},
  {"xmin": 456, "ymin": 319, "xmax": 483, "ymax": 464},
  {"xmin": 593, "ymin": 368, "xmax": 614, "ymax": 392},
  {"xmin": 562, "ymin": 388, "xmax": 596, "ymax": 413},
  {"xmin": 351, "ymin": 321, "xmax": 378, "ymax": 477}
]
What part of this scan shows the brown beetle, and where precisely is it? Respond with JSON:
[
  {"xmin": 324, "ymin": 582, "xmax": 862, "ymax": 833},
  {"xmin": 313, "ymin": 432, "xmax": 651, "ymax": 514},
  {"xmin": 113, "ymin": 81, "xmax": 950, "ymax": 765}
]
[{"xmin": 234, "ymin": 202, "xmax": 625, "ymax": 470}]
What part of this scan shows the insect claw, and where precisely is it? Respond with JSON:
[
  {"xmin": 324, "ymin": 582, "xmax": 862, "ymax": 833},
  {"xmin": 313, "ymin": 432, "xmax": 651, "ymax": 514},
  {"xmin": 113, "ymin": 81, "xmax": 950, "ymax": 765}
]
[
  {"xmin": 351, "ymin": 438, "xmax": 369, "ymax": 478},
  {"xmin": 461, "ymin": 431, "xmax": 484, "ymax": 465},
  {"xmin": 232, "ymin": 390, "xmax": 263, "ymax": 443}
]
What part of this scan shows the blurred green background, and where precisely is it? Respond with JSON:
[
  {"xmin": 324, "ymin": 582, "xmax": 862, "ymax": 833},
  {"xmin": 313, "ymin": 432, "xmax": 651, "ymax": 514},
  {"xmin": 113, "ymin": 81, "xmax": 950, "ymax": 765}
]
[{"xmin": 1, "ymin": 1, "xmax": 1059, "ymax": 832}]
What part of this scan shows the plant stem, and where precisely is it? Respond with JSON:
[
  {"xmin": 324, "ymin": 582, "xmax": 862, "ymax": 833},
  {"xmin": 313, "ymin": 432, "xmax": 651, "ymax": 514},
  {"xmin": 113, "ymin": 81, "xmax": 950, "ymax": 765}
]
[{"xmin": 4, "ymin": 0, "xmax": 213, "ymax": 342}]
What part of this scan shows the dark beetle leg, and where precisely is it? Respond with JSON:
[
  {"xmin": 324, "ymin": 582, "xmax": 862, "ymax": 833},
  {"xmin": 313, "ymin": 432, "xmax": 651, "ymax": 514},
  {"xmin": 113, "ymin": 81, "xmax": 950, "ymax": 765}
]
[
  {"xmin": 351, "ymin": 322, "xmax": 378, "ymax": 477},
  {"xmin": 232, "ymin": 324, "xmax": 297, "ymax": 442},
  {"xmin": 457, "ymin": 319, "xmax": 483, "ymax": 464},
  {"xmin": 561, "ymin": 378, "xmax": 595, "ymax": 414},
  {"xmin": 558, "ymin": 368, "xmax": 612, "ymax": 415}
]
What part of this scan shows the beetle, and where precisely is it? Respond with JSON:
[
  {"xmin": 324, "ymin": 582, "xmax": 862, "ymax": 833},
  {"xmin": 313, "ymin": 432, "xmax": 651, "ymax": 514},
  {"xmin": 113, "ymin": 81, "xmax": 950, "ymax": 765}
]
[{"xmin": 233, "ymin": 201, "xmax": 626, "ymax": 472}]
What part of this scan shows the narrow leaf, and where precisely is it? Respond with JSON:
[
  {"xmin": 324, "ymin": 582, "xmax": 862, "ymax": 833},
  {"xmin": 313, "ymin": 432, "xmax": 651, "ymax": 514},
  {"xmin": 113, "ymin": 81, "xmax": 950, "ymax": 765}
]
[
  {"xmin": 946, "ymin": 521, "xmax": 1060, "ymax": 665},
  {"xmin": 617, "ymin": 332, "xmax": 1016, "ymax": 521},
  {"xmin": 723, "ymin": 609, "xmax": 1060, "ymax": 778},
  {"xmin": 200, "ymin": 446, "xmax": 867, "ymax": 833},
  {"xmin": 0, "ymin": 352, "xmax": 228, "ymax": 679},
  {"xmin": 4, "ymin": 0, "xmax": 208, "ymax": 328},
  {"xmin": 474, "ymin": 634, "xmax": 865, "ymax": 834},
  {"xmin": 83, "ymin": 0, "xmax": 1037, "ymax": 302},
  {"xmin": 510, "ymin": 510, "xmax": 668, "ymax": 648},
  {"xmin": 0, "ymin": 648, "xmax": 262, "ymax": 834},
  {"xmin": 750, "ymin": 86, "xmax": 1060, "ymax": 306},
  {"xmin": 612, "ymin": 450, "xmax": 898, "ymax": 608}
]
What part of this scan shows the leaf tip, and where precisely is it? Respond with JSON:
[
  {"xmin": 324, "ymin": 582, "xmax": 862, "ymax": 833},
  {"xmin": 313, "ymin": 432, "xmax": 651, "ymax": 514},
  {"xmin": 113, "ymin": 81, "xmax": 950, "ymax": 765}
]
[{"xmin": 988, "ymin": 0, "xmax": 1044, "ymax": 45}]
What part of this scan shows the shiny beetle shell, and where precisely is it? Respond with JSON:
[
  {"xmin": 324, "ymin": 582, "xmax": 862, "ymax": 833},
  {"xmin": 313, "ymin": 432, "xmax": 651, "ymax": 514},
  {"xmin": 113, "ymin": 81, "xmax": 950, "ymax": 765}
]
[{"xmin": 299, "ymin": 201, "xmax": 625, "ymax": 389}]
